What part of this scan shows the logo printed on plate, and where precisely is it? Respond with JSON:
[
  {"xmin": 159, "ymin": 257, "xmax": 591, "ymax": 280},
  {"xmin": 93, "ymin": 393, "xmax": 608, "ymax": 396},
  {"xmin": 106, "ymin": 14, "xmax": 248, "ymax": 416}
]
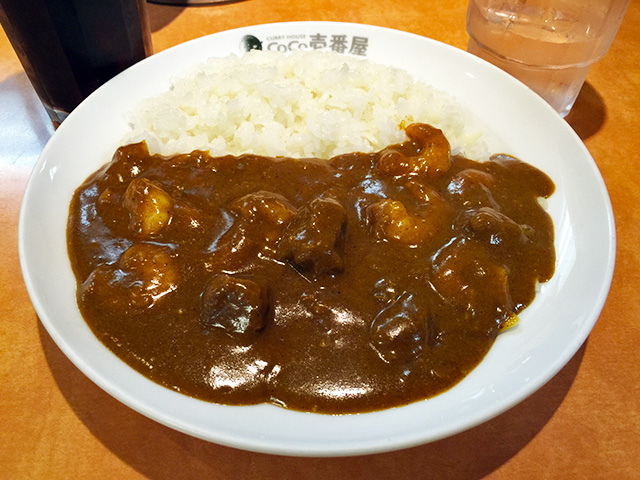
[{"xmin": 240, "ymin": 32, "xmax": 370, "ymax": 55}]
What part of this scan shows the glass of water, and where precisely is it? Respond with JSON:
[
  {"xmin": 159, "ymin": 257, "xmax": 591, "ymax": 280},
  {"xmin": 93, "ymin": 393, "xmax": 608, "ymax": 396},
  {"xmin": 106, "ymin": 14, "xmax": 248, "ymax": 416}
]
[{"xmin": 466, "ymin": 0, "xmax": 630, "ymax": 117}]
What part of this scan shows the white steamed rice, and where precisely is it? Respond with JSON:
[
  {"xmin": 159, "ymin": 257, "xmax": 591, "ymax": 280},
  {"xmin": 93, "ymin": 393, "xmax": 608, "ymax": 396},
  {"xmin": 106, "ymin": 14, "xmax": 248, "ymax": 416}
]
[{"xmin": 126, "ymin": 49, "xmax": 486, "ymax": 160}]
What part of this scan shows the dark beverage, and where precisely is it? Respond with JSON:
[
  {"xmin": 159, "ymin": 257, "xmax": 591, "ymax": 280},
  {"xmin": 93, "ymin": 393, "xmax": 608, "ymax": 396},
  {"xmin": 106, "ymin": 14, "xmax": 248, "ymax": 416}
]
[{"xmin": 0, "ymin": 0, "xmax": 152, "ymax": 125}]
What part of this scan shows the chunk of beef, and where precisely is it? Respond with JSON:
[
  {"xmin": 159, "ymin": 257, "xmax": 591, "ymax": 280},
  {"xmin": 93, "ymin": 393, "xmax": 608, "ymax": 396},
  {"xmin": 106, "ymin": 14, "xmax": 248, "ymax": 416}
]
[
  {"xmin": 370, "ymin": 292, "xmax": 430, "ymax": 364},
  {"xmin": 446, "ymin": 168, "xmax": 499, "ymax": 209},
  {"xmin": 200, "ymin": 274, "xmax": 268, "ymax": 335},
  {"xmin": 431, "ymin": 238, "xmax": 515, "ymax": 329},
  {"xmin": 206, "ymin": 192, "xmax": 297, "ymax": 272},
  {"xmin": 465, "ymin": 207, "xmax": 534, "ymax": 248},
  {"xmin": 277, "ymin": 197, "xmax": 347, "ymax": 274}
]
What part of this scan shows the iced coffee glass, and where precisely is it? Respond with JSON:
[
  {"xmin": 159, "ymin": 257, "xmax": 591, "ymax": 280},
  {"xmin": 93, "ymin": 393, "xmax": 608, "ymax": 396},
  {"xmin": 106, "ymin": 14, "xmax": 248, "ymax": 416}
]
[
  {"xmin": 0, "ymin": 0, "xmax": 152, "ymax": 127},
  {"xmin": 466, "ymin": 0, "xmax": 630, "ymax": 117}
]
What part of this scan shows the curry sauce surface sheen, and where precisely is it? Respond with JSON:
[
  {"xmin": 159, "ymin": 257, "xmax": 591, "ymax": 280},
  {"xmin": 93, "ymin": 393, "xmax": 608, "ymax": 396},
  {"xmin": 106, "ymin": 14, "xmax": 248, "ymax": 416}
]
[{"xmin": 67, "ymin": 124, "xmax": 555, "ymax": 414}]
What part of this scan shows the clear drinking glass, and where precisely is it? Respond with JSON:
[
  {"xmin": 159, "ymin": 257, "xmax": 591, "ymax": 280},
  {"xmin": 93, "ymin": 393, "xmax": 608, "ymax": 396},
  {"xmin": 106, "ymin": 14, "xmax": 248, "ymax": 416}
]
[{"xmin": 466, "ymin": 0, "xmax": 630, "ymax": 116}]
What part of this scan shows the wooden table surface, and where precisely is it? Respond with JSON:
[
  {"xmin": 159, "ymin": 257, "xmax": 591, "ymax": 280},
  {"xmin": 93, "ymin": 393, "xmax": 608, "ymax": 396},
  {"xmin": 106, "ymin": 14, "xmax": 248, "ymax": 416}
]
[{"xmin": 1, "ymin": 1, "xmax": 639, "ymax": 478}]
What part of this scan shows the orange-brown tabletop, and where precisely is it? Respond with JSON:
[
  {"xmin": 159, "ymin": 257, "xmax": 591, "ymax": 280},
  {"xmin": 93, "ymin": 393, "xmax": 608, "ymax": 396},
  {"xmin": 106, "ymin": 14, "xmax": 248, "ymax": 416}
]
[{"xmin": 1, "ymin": 1, "xmax": 639, "ymax": 478}]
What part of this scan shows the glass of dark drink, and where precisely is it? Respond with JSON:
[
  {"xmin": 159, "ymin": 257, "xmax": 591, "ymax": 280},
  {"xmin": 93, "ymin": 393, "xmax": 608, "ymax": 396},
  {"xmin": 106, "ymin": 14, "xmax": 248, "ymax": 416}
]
[{"xmin": 0, "ymin": 0, "xmax": 152, "ymax": 127}]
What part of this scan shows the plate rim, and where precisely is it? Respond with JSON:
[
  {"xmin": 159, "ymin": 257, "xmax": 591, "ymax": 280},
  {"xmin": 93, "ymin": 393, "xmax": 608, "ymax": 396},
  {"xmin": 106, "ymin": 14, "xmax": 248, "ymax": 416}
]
[{"xmin": 18, "ymin": 20, "xmax": 616, "ymax": 457}]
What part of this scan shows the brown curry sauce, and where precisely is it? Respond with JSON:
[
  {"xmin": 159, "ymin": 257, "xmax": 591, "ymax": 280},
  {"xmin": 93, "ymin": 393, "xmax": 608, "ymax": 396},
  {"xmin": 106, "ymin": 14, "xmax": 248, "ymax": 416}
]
[{"xmin": 67, "ymin": 124, "xmax": 555, "ymax": 414}]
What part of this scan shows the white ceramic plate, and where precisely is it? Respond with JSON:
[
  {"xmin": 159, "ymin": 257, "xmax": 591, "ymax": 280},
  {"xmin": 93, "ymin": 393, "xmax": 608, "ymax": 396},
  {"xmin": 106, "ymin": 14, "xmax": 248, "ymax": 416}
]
[{"xmin": 19, "ymin": 22, "xmax": 615, "ymax": 457}]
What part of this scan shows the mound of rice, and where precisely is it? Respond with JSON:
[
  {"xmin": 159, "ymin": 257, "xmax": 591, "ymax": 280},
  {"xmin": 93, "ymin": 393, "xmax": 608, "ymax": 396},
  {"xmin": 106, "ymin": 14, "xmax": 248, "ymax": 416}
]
[{"xmin": 126, "ymin": 49, "xmax": 485, "ymax": 160}]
